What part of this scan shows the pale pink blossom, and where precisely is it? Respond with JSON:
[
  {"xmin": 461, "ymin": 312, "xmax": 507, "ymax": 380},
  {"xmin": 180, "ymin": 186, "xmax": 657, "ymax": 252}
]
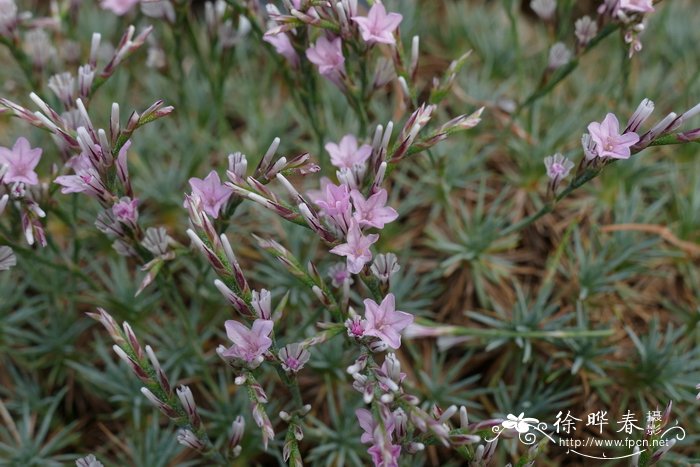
[
  {"xmin": 112, "ymin": 197, "xmax": 139, "ymax": 223},
  {"xmin": 587, "ymin": 113, "xmax": 639, "ymax": 159},
  {"xmin": 325, "ymin": 134, "xmax": 371, "ymax": 169},
  {"xmin": 54, "ymin": 155, "xmax": 104, "ymax": 196},
  {"xmin": 363, "ymin": 293, "xmax": 413, "ymax": 349},
  {"xmin": 222, "ymin": 319, "xmax": 273, "ymax": 362},
  {"xmin": 278, "ymin": 343, "xmax": 310, "ymax": 373},
  {"xmin": 187, "ymin": 170, "xmax": 233, "ymax": 218},
  {"xmin": 328, "ymin": 262, "xmax": 353, "ymax": 287},
  {"xmin": 356, "ymin": 408, "xmax": 395, "ymax": 444},
  {"xmin": 101, "ymin": 0, "xmax": 140, "ymax": 15},
  {"xmin": 368, "ymin": 443, "xmax": 401, "ymax": 467},
  {"xmin": 619, "ymin": 0, "xmax": 654, "ymax": 13},
  {"xmin": 306, "ymin": 36, "xmax": 345, "ymax": 77},
  {"xmin": 0, "ymin": 137, "xmax": 42, "ymax": 185},
  {"xmin": 350, "ymin": 189, "xmax": 398, "ymax": 229},
  {"xmin": 263, "ymin": 32, "xmax": 299, "ymax": 67},
  {"xmin": 357, "ymin": 408, "xmax": 401, "ymax": 467},
  {"xmin": 543, "ymin": 153, "xmax": 574, "ymax": 182},
  {"xmin": 352, "ymin": 3, "xmax": 403, "ymax": 45},
  {"xmin": 345, "ymin": 315, "xmax": 367, "ymax": 338},
  {"xmin": 330, "ymin": 220, "xmax": 378, "ymax": 274},
  {"xmin": 314, "ymin": 182, "xmax": 351, "ymax": 217}
]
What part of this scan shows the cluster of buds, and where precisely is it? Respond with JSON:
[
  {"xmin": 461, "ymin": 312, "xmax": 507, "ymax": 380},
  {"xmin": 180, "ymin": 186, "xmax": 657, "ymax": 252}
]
[
  {"xmin": 87, "ymin": 308, "xmax": 217, "ymax": 455},
  {"xmin": 598, "ymin": 0, "xmax": 655, "ymax": 57},
  {"xmin": 350, "ymin": 354, "xmax": 491, "ymax": 464},
  {"xmin": 0, "ymin": 25, "xmax": 171, "ymax": 258},
  {"xmin": 231, "ymin": 372, "xmax": 276, "ymax": 450},
  {"xmin": 185, "ymin": 194, "xmax": 254, "ymax": 316}
]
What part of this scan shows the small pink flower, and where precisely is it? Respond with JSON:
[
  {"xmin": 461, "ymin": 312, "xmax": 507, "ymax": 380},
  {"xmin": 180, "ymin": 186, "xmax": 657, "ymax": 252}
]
[
  {"xmin": 368, "ymin": 443, "xmax": 401, "ymax": 467},
  {"xmin": 222, "ymin": 319, "xmax": 273, "ymax": 363},
  {"xmin": 101, "ymin": 0, "xmax": 140, "ymax": 15},
  {"xmin": 0, "ymin": 137, "xmax": 42, "ymax": 186},
  {"xmin": 356, "ymin": 408, "xmax": 395, "ymax": 444},
  {"xmin": 587, "ymin": 113, "xmax": 639, "ymax": 160},
  {"xmin": 324, "ymin": 134, "xmax": 371, "ymax": 169},
  {"xmin": 619, "ymin": 0, "xmax": 654, "ymax": 13},
  {"xmin": 345, "ymin": 315, "xmax": 367, "ymax": 338},
  {"xmin": 306, "ymin": 36, "xmax": 345, "ymax": 77},
  {"xmin": 543, "ymin": 153, "xmax": 574, "ymax": 182},
  {"xmin": 330, "ymin": 220, "xmax": 378, "ymax": 274},
  {"xmin": 187, "ymin": 170, "xmax": 233, "ymax": 218},
  {"xmin": 352, "ymin": 2, "xmax": 403, "ymax": 45},
  {"xmin": 263, "ymin": 32, "xmax": 299, "ymax": 67},
  {"xmin": 278, "ymin": 343, "xmax": 310, "ymax": 373},
  {"xmin": 112, "ymin": 197, "xmax": 139, "ymax": 224},
  {"xmin": 363, "ymin": 293, "xmax": 413, "ymax": 349},
  {"xmin": 351, "ymin": 189, "xmax": 398, "ymax": 229},
  {"xmin": 314, "ymin": 182, "xmax": 351, "ymax": 217}
]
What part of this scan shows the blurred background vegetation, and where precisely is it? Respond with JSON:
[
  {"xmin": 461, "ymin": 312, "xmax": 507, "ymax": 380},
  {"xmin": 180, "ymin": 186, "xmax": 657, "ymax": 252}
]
[{"xmin": 0, "ymin": 0, "xmax": 699, "ymax": 465}]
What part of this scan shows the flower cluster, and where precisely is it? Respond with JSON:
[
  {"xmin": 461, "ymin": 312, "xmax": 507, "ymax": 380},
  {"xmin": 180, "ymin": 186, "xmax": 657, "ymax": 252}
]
[
  {"xmin": 545, "ymin": 98, "xmax": 700, "ymax": 194},
  {"xmin": 0, "ymin": 137, "xmax": 46, "ymax": 248}
]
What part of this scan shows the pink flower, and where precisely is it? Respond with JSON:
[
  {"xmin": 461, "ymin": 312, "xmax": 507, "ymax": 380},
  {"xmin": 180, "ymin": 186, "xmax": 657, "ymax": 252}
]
[
  {"xmin": 263, "ymin": 32, "xmax": 299, "ymax": 67},
  {"xmin": 356, "ymin": 408, "xmax": 395, "ymax": 444},
  {"xmin": 112, "ymin": 197, "xmax": 139, "ymax": 224},
  {"xmin": 54, "ymin": 156, "xmax": 103, "ymax": 196},
  {"xmin": 330, "ymin": 220, "xmax": 378, "ymax": 274},
  {"xmin": 314, "ymin": 182, "xmax": 351, "ymax": 217},
  {"xmin": 222, "ymin": 319, "xmax": 273, "ymax": 362},
  {"xmin": 0, "ymin": 137, "xmax": 42, "ymax": 185},
  {"xmin": 325, "ymin": 134, "xmax": 372, "ymax": 169},
  {"xmin": 587, "ymin": 113, "xmax": 639, "ymax": 160},
  {"xmin": 357, "ymin": 408, "xmax": 401, "ymax": 467},
  {"xmin": 619, "ymin": 0, "xmax": 654, "ymax": 13},
  {"xmin": 278, "ymin": 343, "xmax": 310, "ymax": 373},
  {"xmin": 345, "ymin": 315, "xmax": 367, "ymax": 338},
  {"xmin": 351, "ymin": 189, "xmax": 398, "ymax": 229},
  {"xmin": 352, "ymin": 3, "xmax": 403, "ymax": 45},
  {"xmin": 543, "ymin": 153, "xmax": 574, "ymax": 182},
  {"xmin": 101, "ymin": 0, "xmax": 140, "ymax": 15},
  {"xmin": 363, "ymin": 294, "xmax": 413, "ymax": 349},
  {"xmin": 187, "ymin": 170, "xmax": 233, "ymax": 218},
  {"xmin": 306, "ymin": 36, "xmax": 345, "ymax": 77},
  {"xmin": 368, "ymin": 443, "xmax": 401, "ymax": 467}
]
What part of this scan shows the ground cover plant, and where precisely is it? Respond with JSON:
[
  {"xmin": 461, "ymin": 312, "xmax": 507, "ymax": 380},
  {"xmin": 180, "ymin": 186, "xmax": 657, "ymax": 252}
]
[{"xmin": 0, "ymin": 0, "xmax": 699, "ymax": 465}]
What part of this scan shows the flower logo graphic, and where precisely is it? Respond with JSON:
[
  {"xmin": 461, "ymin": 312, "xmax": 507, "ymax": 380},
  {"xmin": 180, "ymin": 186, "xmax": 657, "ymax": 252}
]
[{"xmin": 502, "ymin": 413, "xmax": 540, "ymax": 434}]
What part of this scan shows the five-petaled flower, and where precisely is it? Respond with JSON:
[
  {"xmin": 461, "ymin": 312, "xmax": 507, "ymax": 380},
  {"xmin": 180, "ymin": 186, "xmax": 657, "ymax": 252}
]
[
  {"xmin": 502, "ymin": 413, "xmax": 539, "ymax": 434},
  {"xmin": 352, "ymin": 2, "xmax": 403, "ymax": 45},
  {"xmin": 314, "ymin": 181, "xmax": 351, "ymax": 218},
  {"xmin": 543, "ymin": 153, "xmax": 574, "ymax": 183},
  {"xmin": 187, "ymin": 170, "xmax": 234, "ymax": 219},
  {"xmin": 113, "ymin": 197, "xmax": 139, "ymax": 224},
  {"xmin": 306, "ymin": 36, "xmax": 346, "ymax": 78},
  {"xmin": 325, "ymin": 134, "xmax": 372, "ymax": 170},
  {"xmin": 330, "ymin": 220, "xmax": 378, "ymax": 274},
  {"xmin": 278, "ymin": 343, "xmax": 310, "ymax": 373},
  {"xmin": 222, "ymin": 319, "xmax": 274, "ymax": 363},
  {"xmin": 0, "ymin": 137, "xmax": 42, "ymax": 186},
  {"xmin": 351, "ymin": 189, "xmax": 398, "ymax": 229},
  {"xmin": 587, "ymin": 113, "xmax": 639, "ymax": 160},
  {"xmin": 363, "ymin": 293, "xmax": 413, "ymax": 349}
]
